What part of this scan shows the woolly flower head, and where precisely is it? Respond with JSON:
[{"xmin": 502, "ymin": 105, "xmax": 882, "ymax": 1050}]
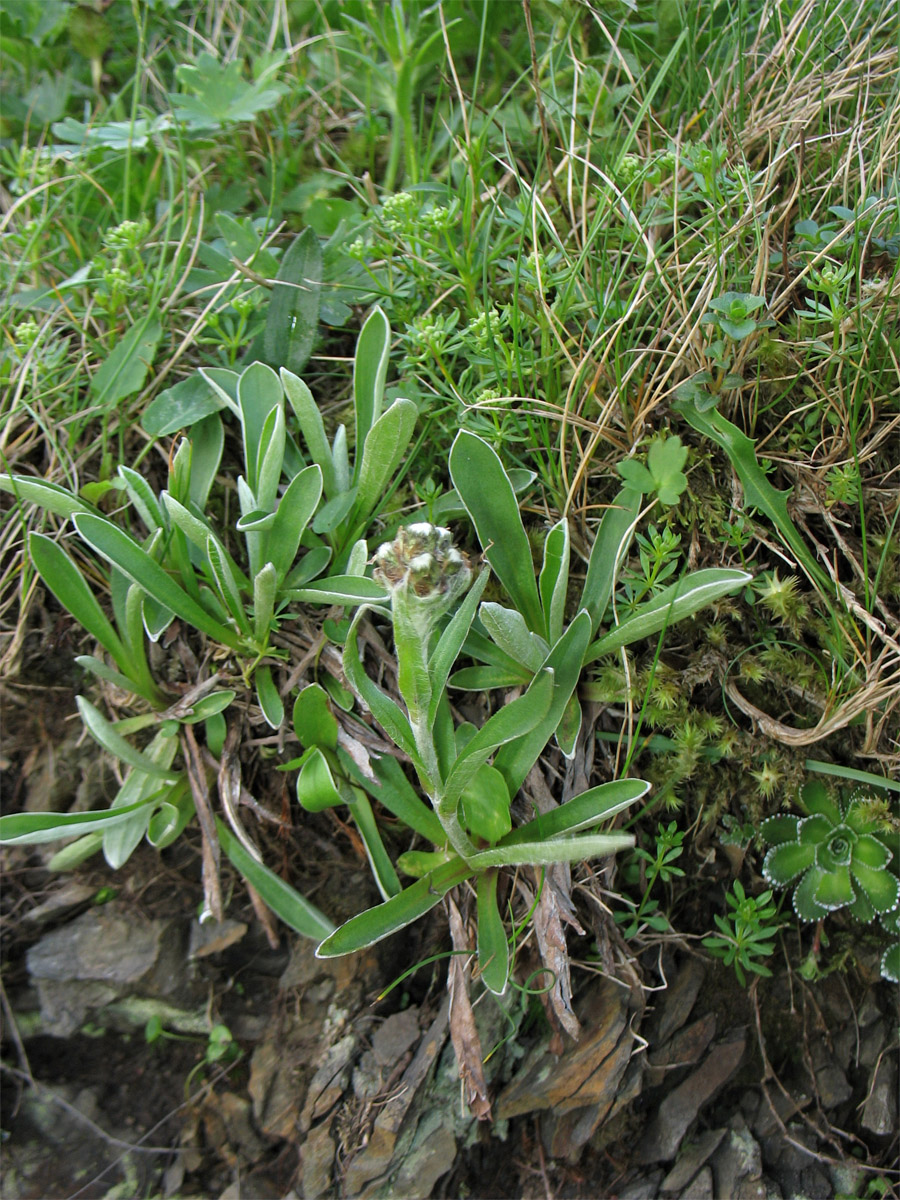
[{"xmin": 373, "ymin": 524, "xmax": 471, "ymax": 618}]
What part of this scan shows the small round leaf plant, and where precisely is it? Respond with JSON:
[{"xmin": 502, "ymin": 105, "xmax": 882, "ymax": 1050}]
[{"xmin": 761, "ymin": 781, "xmax": 899, "ymax": 980}]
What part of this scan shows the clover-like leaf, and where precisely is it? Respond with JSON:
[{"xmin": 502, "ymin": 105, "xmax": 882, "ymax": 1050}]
[
  {"xmin": 617, "ymin": 434, "xmax": 688, "ymax": 506},
  {"xmin": 171, "ymin": 52, "xmax": 288, "ymax": 129}
]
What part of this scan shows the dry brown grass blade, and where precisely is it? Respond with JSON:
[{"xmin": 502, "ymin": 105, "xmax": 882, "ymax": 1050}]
[
  {"xmin": 447, "ymin": 895, "xmax": 491, "ymax": 1121},
  {"xmin": 181, "ymin": 723, "xmax": 223, "ymax": 923}
]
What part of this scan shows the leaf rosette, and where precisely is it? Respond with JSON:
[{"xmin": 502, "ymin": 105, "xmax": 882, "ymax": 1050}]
[{"xmin": 762, "ymin": 782, "xmax": 900, "ymax": 923}]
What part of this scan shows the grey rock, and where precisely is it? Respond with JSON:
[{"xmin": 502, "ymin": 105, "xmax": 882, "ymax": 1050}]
[
  {"xmin": 299, "ymin": 1122, "xmax": 335, "ymax": 1199},
  {"xmin": 859, "ymin": 1018, "xmax": 886, "ymax": 1068},
  {"xmin": 637, "ymin": 1030, "xmax": 746, "ymax": 1163},
  {"xmin": 814, "ymin": 1063, "xmax": 852, "ymax": 1110},
  {"xmin": 26, "ymin": 906, "xmax": 185, "ymax": 1036},
  {"xmin": 618, "ymin": 1171, "xmax": 664, "ymax": 1200},
  {"xmin": 661, "ymin": 1128, "xmax": 726, "ymax": 1192},
  {"xmin": 710, "ymin": 1115, "xmax": 764, "ymax": 1199},
  {"xmin": 371, "ymin": 1007, "xmax": 420, "ymax": 1066},
  {"xmin": 861, "ymin": 1053, "xmax": 898, "ymax": 1136},
  {"xmin": 680, "ymin": 1165, "xmax": 714, "ymax": 1199},
  {"xmin": 657, "ymin": 958, "xmax": 707, "ymax": 1044},
  {"xmin": 390, "ymin": 1111, "xmax": 457, "ymax": 1199},
  {"xmin": 857, "ymin": 991, "xmax": 882, "ymax": 1027}
]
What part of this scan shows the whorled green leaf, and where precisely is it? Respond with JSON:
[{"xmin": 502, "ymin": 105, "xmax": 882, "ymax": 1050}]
[
  {"xmin": 365, "ymin": 755, "xmax": 444, "ymax": 845},
  {"xmin": 792, "ymin": 866, "xmax": 830, "ymax": 922},
  {"xmin": 800, "ymin": 779, "xmax": 842, "ymax": 824},
  {"xmin": 760, "ymin": 813, "xmax": 800, "ymax": 846},
  {"xmin": 288, "ymin": 575, "xmax": 387, "ymax": 605},
  {"xmin": 813, "ymin": 864, "xmax": 855, "ymax": 910}
]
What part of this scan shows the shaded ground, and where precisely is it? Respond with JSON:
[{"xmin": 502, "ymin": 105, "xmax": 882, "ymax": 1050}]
[{"xmin": 1, "ymin": 673, "xmax": 898, "ymax": 1200}]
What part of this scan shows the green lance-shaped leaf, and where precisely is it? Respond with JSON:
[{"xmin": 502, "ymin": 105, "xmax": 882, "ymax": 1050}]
[
  {"xmin": 477, "ymin": 869, "xmax": 510, "ymax": 995},
  {"xmin": 238, "ymin": 363, "xmax": 283, "ymax": 493},
  {"xmin": 581, "ymin": 488, "xmax": 641, "ymax": 636},
  {"xmin": 352, "ymin": 306, "xmax": 391, "ymax": 474},
  {"xmin": 349, "ymin": 787, "xmax": 401, "ymax": 900},
  {"xmin": 353, "ymin": 398, "xmax": 417, "ymax": 528},
  {"xmin": 263, "ymin": 226, "xmax": 322, "ymax": 376},
  {"xmin": 281, "ymin": 369, "xmax": 336, "ymax": 497},
  {"xmin": 494, "ymin": 610, "xmax": 593, "ymax": 796},
  {"xmin": 343, "ymin": 607, "xmax": 417, "ymax": 761},
  {"xmin": 0, "ymin": 474, "xmax": 95, "ymax": 521},
  {"xmin": 0, "ymin": 798, "xmax": 160, "ymax": 845},
  {"xmin": 29, "ymin": 533, "xmax": 131, "ymax": 680},
  {"xmin": 297, "ymin": 747, "xmax": 344, "ymax": 811},
  {"xmin": 365, "ymin": 754, "xmax": 445, "ymax": 845},
  {"xmin": 460, "ymin": 764, "xmax": 512, "ymax": 844},
  {"xmin": 293, "ymin": 683, "xmax": 338, "ymax": 751},
  {"xmin": 256, "ymin": 402, "xmax": 286, "ymax": 514},
  {"xmin": 287, "ymin": 576, "xmax": 388, "ymax": 605},
  {"xmin": 478, "ymin": 602, "xmax": 548, "ymax": 673},
  {"xmin": 440, "ymin": 670, "xmax": 555, "ymax": 817},
  {"xmin": 253, "ymin": 562, "xmax": 277, "ymax": 645},
  {"xmin": 216, "ymin": 818, "xmax": 335, "ymax": 941},
  {"xmin": 584, "ymin": 569, "xmax": 752, "ymax": 662},
  {"xmin": 466, "ymin": 831, "xmax": 635, "ymax": 870},
  {"xmin": 427, "ymin": 567, "xmax": 490, "ymax": 724},
  {"xmin": 117, "ymin": 465, "xmax": 164, "ymax": 531},
  {"xmin": 72, "ymin": 513, "xmax": 242, "ymax": 648},
  {"xmin": 266, "ymin": 464, "xmax": 322, "ymax": 583},
  {"xmin": 449, "ymin": 430, "xmax": 544, "ymax": 634},
  {"xmin": 674, "ymin": 399, "xmax": 831, "ymax": 594},
  {"xmin": 539, "ymin": 518, "xmax": 570, "ymax": 645},
  {"xmin": 316, "ymin": 856, "xmax": 473, "ymax": 958},
  {"xmin": 502, "ymin": 777, "xmax": 650, "ymax": 846},
  {"xmin": 90, "ymin": 317, "xmax": 161, "ymax": 409},
  {"xmin": 103, "ymin": 729, "xmax": 180, "ymax": 869},
  {"xmin": 205, "ymin": 534, "xmax": 251, "ymax": 634},
  {"xmin": 147, "ymin": 779, "xmax": 195, "ymax": 849},
  {"xmin": 255, "ymin": 664, "xmax": 284, "ymax": 729},
  {"xmin": 76, "ymin": 696, "xmax": 179, "ymax": 779}
]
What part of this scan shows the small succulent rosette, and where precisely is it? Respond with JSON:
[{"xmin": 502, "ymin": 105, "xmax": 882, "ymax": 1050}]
[{"xmin": 761, "ymin": 781, "xmax": 900, "ymax": 924}]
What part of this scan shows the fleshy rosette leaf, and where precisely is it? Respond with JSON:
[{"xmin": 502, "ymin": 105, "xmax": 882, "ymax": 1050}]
[{"xmin": 762, "ymin": 783, "xmax": 899, "ymax": 925}]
